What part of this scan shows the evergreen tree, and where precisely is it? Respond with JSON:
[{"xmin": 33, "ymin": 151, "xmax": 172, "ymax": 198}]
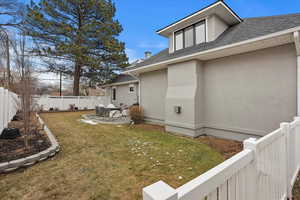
[
  {"xmin": 24, "ymin": 0, "xmax": 128, "ymax": 95},
  {"xmin": 0, "ymin": 0, "xmax": 23, "ymax": 27}
]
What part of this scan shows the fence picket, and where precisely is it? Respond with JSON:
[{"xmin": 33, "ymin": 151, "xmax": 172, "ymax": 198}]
[
  {"xmin": 0, "ymin": 87, "xmax": 20, "ymax": 135},
  {"xmin": 207, "ymin": 189, "xmax": 218, "ymax": 200},
  {"xmin": 143, "ymin": 117, "xmax": 300, "ymax": 200},
  {"xmin": 218, "ymin": 182, "xmax": 228, "ymax": 200},
  {"xmin": 33, "ymin": 96, "xmax": 106, "ymax": 111}
]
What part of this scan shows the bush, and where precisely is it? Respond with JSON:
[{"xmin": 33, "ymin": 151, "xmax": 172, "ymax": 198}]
[{"xmin": 129, "ymin": 106, "xmax": 144, "ymax": 124}]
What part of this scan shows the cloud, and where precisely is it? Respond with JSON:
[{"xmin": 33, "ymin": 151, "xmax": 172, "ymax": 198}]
[{"xmin": 138, "ymin": 42, "xmax": 167, "ymax": 49}]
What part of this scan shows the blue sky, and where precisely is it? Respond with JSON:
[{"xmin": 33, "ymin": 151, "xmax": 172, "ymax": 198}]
[
  {"xmin": 18, "ymin": 0, "xmax": 300, "ymax": 62},
  {"xmin": 114, "ymin": 0, "xmax": 300, "ymax": 62}
]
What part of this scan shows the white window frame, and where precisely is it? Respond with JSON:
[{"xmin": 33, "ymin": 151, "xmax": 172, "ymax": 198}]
[
  {"xmin": 174, "ymin": 19, "xmax": 206, "ymax": 52},
  {"xmin": 129, "ymin": 84, "xmax": 135, "ymax": 93},
  {"xmin": 175, "ymin": 30, "xmax": 184, "ymax": 51}
]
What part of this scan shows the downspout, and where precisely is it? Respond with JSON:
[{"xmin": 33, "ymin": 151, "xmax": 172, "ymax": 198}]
[
  {"xmin": 128, "ymin": 72, "xmax": 141, "ymax": 105},
  {"xmin": 293, "ymin": 31, "xmax": 300, "ymax": 116}
]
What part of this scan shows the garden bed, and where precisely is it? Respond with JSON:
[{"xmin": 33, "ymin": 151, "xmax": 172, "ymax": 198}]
[{"xmin": 0, "ymin": 113, "xmax": 51, "ymax": 163}]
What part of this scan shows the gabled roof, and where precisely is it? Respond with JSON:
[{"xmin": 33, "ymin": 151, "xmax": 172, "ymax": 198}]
[
  {"xmin": 126, "ymin": 13, "xmax": 300, "ymax": 72},
  {"xmin": 102, "ymin": 74, "xmax": 138, "ymax": 87},
  {"xmin": 112, "ymin": 74, "xmax": 137, "ymax": 83},
  {"xmin": 157, "ymin": 1, "xmax": 242, "ymax": 37}
]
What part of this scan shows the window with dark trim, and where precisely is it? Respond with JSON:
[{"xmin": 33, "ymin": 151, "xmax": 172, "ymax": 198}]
[
  {"xmin": 112, "ymin": 88, "xmax": 116, "ymax": 101},
  {"xmin": 174, "ymin": 20, "xmax": 206, "ymax": 51}
]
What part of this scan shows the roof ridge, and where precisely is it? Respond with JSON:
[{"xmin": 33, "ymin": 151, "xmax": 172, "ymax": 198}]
[{"xmin": 243, "ymin": 12, "xmax": 300, "ymax": 20}]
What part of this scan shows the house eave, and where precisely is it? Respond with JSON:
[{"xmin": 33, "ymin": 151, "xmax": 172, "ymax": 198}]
[
  {"xmin": 157, "ymin": 1, "xmax": 242, "ymax": 37},
  {"xmin": 125, "ymin": 26, "xmax": 300, "ymax": 75},
  {"xmin": 102, "ymin": 80, "xmax": 139, "ymax": 87}
]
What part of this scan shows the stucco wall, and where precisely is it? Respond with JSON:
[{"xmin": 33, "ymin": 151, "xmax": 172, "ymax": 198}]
[
  {"xmin": 169, "ymin": 35, "xmax": 174, "ymax": 53},
  {"xmin": 203, "ymin": 44, "xmax": 297, "ymax": 138},
  {"xmin": 140, "ymin": 69, "xmax": 168, "ymax": 124},
  {"xmin": 138, "ymin": 44, "xmax": 297, "ymax": 140},
  {"xmin": 207, "ymin": 15, "xmax": 229, "ymax": 42},
  {"xmin": 165, "ymin": 60, "xmax": 204, "ymax": 137},
  {"xmin": 109, "ymin": 83, "xmax": 139, "ymax": 107}
]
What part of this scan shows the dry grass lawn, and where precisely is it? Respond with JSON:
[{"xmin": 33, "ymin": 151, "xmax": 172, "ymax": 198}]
[{"xmin": 0, "ymin": 111, "xmax": 224, "ymax": 200}]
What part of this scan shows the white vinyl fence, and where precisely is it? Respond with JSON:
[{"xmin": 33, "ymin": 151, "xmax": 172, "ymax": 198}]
[
  {"xmin": 0, "ymin": 87, "xmax": 19, "ymax": 134},
  {"xmin": 33, "ymin": 96, "xmax": 108, "ymax": 111},
  {"xmin": 144, "ymin": 117, "xmax": 300, "ymax": 200}
]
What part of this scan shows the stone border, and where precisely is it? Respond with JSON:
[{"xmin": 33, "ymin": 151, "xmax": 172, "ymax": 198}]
[
  {"xmin": 40, "ymin": 109, "xmax": 95, "ymax": 114},
  {"xmin": 0, "ymin": 114, "xmax": 60, "ymax": 173},
  {"xmin": 82, "ymin": 114, "xmax": 131, "ymax": 125}
]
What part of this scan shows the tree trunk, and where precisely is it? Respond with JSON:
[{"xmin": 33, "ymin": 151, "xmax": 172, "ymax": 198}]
[{"xmin": 73, "ymin": 61, "xmax": 81, "ymax": 96}]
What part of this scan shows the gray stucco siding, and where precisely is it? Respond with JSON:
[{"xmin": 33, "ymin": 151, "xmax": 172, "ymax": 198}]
[
  {"xmin": 140, "ymin": 69, "xmax": 168, "ymax": 123},
  {"xmin": 203, "ymin": 44, "xmax": 297, "ymax": 137},
  {"xmin": 109, "ymin": 83, "xmax": 139, "ymax": 107}
]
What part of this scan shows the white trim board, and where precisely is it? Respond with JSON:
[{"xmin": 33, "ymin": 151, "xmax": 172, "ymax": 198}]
[
  {"xmin": 157, "ymin": 1, "xmax": 241, "ymax": 35},
  {"xmin": 102, "ymin": 80, "xmax": 138, "ymax": 87},
  {"xmin": 126, "ymin": 26, "xmax": 300, "ymax": 74},
  {"xmin": 295, "ymin": 31, "xmax": 300, "ymax": 116}
]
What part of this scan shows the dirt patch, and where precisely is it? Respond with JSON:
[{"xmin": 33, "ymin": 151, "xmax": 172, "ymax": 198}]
[
  {"xmin": 195, "ymin": 136, "xmax": 243, "ymax": 159},
  {"xmin": 293, "ymin": 174, "xmax": 300, "ymax": 199},
  {"xmin": 0, "ymin": 113, "xmax": 51, "ymax": 163},
  {"xmin": 133, "ymin": 123, "xmax": 166, "ymax": 132},
  {"xmin": 134, "ymin": 123, "xmax": 243, "ymax": 159}
]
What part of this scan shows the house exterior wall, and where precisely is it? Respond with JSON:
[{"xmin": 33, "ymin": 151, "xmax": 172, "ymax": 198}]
[
  {"xmin": 165, "ymin": 60, "xmax": 204, "ymax": 137},
  {"xmin": 138, "ymin": 44, "xmax": 297, "ymax": 141},
  {"xmin": 106, "ymin": 83, "xmax": 139, "ymax": 107},
  {"xmin": 203, "ymin": 44, "xmax": 297, "ymax": 140},
  {"xmin": 207, "ymin": 15, "xmax": 229, "ymax": 42},
  {"xmin": 140, "ymin": 69, "xmax": 168, "ymax": 124},
  {"xmin": 169, "ymin": 35, "xmax": 174, "ymax": 53}
]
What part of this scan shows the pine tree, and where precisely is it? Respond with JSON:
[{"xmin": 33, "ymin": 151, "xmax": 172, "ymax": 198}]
[
  {"xmin": 0, "ymin": 0, "xmax": 23, "ymax": 27},
  {"xmin": 24, "ymin": 0, "xmax": 128, "ymax": 95}
]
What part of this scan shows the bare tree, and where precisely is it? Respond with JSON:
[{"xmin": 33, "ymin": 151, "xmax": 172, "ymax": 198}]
[
  {"xmin": 9, "ymin": 32, "xmax": 33, "ymax": 150},
  {"xmin": 0, "ymin": 30, "xmax": 11, "ymax": 89}
]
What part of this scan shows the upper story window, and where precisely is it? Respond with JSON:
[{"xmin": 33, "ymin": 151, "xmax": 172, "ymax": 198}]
[{"xmin": 174, "ymin": 20, "xmax": 206, "ymax": 51}]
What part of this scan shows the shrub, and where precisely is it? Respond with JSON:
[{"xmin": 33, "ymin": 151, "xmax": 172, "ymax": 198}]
[
  {"xmin": 129, "ymin": 106, "xmax": 144, "ymax": 124},
  {"xmin": 69, "ymin": 104, "xmax": 75, "ymax": 111}
]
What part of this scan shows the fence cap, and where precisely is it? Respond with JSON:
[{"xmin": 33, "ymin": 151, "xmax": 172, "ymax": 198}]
[{"xmin": 143, "ymin": 181, "xmax": 178, "ymax": 200}]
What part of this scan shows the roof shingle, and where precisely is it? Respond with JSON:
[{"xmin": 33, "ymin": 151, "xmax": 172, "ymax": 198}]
[{"xmin": 126, "ymin": 13, "xmax": 300, "ymax": 71}]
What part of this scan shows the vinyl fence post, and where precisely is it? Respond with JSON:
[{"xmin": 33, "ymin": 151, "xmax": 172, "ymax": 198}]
[
  {"xmin": 61, "ymin": 96, "xmax": 64, "ymax": 110},
  {"xmin": 143, "ymin": 181, "xmax": 178, "ymax": 200},
  {"xmin": 3, "ymin": 89, "xmax": 8, "ymax": 129},
  {"xmin": 77, "ymin": 96, "xmax": 80, "ymax": 109},
  {"xmin": 243, "ymin": 138, "xmax": 259, "ymax": 200},
  {"xmin": 8, "ymin": 91, "xmax": 11, "ymax": 119},
  {"xmin": 294, "ymin": 117, "xmax": 300, "ymax": 172},
  {"xmin": 281, "ymin": 122, "xmax": 291, "ymax": 200},
  {"xmin": 0, "ymin": 87, "xmax": 4, "ymax": 133}
]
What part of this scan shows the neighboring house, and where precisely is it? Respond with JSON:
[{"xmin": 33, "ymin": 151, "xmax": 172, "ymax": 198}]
[
  {"xmin": 102, "ymin": 74, "xmax": 139, "ymax": 107},
  {"xmin": 124, "ymin": 0, "xmax": 300, "ymax": 141},
  {"xmin": 102, "ymin": 55, "xmax": 153, "ymax": 107}
]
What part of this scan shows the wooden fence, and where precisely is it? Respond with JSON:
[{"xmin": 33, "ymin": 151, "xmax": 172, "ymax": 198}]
[
  {"xmin": 143, "ymin": 117, "xmax": 300, "ymax": 200},
  {"xmin": 33, "ymin": 96, "xmax": 108, "ymax": 111},
  {"xmin": 0, "ymin": 87, "xmax": 19, "ymax": 135}
]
